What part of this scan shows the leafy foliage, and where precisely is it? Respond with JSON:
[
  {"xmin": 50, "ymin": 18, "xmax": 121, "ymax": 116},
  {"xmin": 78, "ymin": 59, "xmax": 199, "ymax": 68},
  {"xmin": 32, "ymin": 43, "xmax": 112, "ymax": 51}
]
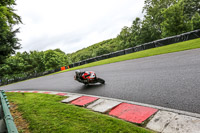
[
  {"xmin": 191, "ymin": 12, "xmax": 200, "ymax": 30},
  {"xmin": 0, "ymin": 0, "xmax": 22, "ymax": 81},
  {"xmin": 0, "ymin": 49, "xmax": 69, "ymax": 79},
  {"xmin": 160, "ymin": 1, "xmax": 191, "ymax": 37},
  {"xmin": 0, "ymin": 0, "xmax": 22, "ymax": 64},
  {"xmin": 44, "ymin": 50, "xmax": 68, "ymax": 71}
]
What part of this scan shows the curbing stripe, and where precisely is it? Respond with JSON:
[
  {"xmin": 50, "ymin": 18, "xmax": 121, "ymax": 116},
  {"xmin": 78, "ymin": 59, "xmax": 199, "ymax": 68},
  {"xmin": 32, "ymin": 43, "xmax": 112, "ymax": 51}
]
[
  {"xmin": 43, "ymin": 92, "xmax": 51, "ymax": 94},
  {"xmin": 146, "ymin": 111, "xmax": 177, "ymax": 132},
  {"xmin": 109, "ymin": 103, "xmax": 158, "ymax": 124},
  {"xmin": 6, "ymin": 90, "xmax": 200, "ymax": 118},
  {"xmin": 162, "ymin": 114, "xmax": 200, "ymax": 133},
  {"xmin": 47, "ymin": 91, "xmax": 63, "ymax": 95},
  {"xmin": 56, "ymin": 93, "xmax": 67, "ymax": 96},
  {"xmin": 87, "ymin": 99, "xmax": 122, "ymax": 113},
  {"xmin": 71, "ymin": 96, "xmax": 99, "ymax": 106},
  {"xmin": 32, "ymin": 91, "xmax": 39, "ymax": 93},
  {"xmin": 75, "ymin": 93, "xmax": 200, "ymax": 119},
  {"xmin": 62, "ymin": 94, "xmax": 82, "ymax": 103}
]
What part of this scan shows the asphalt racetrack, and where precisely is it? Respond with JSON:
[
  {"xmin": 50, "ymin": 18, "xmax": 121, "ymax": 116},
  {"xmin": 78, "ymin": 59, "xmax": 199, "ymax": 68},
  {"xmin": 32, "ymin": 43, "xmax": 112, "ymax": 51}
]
[{"xmin": 1, "ymin": 48, "xmax": 200, "ymax": 114}]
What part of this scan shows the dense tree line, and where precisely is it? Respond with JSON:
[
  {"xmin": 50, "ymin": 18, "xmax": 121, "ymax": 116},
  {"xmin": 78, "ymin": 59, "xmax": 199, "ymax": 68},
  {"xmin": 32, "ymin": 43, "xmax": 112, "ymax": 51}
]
[
  {"xmin": 0, "ymin": 49, "xmax": 69, "ymax": 79},
  {"xmin": 1, "ymin": 0, "xmax": 200, "ymax": 81}
]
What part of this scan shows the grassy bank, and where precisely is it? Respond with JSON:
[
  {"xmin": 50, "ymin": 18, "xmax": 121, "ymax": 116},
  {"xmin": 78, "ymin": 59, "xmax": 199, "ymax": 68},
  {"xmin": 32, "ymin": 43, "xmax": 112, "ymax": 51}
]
[
  {"xmin": 58, "ymin": 38, "xmax": 200, "ymax": 73},
  {"xmin": 6, "ymin": 92, "xmax": 154, "ymax": 133}
]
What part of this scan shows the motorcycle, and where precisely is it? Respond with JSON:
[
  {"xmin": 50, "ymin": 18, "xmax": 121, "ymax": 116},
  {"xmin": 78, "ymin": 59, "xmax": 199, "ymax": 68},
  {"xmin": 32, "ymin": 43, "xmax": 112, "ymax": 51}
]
[{"xmin": 74, "ymin": 70, "xmax": 105, "ymax": 85}]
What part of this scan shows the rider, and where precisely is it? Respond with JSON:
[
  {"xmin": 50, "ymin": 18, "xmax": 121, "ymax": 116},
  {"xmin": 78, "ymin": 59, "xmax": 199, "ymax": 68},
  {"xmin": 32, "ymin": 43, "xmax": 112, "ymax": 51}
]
[{"xmin": 75, "ymin": 70, "xmax": 96, "ymax": 82}]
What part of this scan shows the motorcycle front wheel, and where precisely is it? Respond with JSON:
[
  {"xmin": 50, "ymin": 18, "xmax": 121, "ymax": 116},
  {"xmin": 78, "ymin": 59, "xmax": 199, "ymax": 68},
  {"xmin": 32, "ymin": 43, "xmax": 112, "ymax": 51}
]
[{"xmin": 97, "ymin": 78, "xmax": 105, "ymax": 84}]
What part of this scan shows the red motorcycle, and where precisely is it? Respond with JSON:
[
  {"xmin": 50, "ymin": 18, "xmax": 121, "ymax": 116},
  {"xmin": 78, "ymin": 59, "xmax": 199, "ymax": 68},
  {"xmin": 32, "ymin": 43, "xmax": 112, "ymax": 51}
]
[{"xmin": 74, "ymin": 70, "xmax": 105, "ymax": 85}]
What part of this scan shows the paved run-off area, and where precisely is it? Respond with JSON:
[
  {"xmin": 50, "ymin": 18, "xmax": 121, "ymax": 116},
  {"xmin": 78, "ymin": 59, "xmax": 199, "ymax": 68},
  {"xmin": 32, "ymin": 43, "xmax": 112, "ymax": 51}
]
[{"xmin": 7, "ymin": 91, "xmax": 200, "ymax": 133}]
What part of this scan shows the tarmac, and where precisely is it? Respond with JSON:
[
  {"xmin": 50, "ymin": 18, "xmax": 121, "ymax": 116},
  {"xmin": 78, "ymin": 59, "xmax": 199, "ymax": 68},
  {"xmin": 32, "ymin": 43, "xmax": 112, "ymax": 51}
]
[{"xmin": 7, "ymin": 90, "xmax": 200, "ymax": 133}]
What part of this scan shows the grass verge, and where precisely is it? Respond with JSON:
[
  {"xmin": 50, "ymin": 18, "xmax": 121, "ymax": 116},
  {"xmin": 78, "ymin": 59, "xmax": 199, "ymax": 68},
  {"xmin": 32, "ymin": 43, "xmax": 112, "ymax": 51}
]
[
  {"xmin": 6, "ymin": 92, "xmax": 154, "ymax": 133},
  {"xmin": 58, "ymin": 38, "xmax": 200, "ymax": 73}
]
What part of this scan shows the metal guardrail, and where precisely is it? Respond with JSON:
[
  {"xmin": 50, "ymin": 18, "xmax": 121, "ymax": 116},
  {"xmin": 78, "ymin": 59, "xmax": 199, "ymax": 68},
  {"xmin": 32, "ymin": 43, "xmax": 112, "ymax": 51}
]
[
  {"xmin": 64, "ymin": 29, "xmax": 200, "ymax": 68},
  {"xmin": 0, "ymin": 90, "xmax": 18, "ymax": 133}
]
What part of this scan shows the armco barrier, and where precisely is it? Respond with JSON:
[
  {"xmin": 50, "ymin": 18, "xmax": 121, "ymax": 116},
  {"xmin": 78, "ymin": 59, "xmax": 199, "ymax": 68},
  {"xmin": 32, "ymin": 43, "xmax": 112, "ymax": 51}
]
[
  {"xmin": 125, "ymin": 47, "xmax": 134, "ymax": 54},
  {"xmin": 80, "ymin": 60, "xmax": 86, "ymax": 65},
  {"xmin": 134, "ymin": 45, "xmax": 144, "ymax": 52},
  {"xmin": 102, "ymin": 53, "xmax": 111, "ymax": 59},
  {"xmin": 143, "ymin": 42, "xmax": 155, "ymax": 50},
  {"xmin": 66, "ymin": 29, "xmax": 200, "ymax": 69},
  {"xmin": 0, "ymin": 90, "xmax": 18, "ymax": 133},
  {"xmin": 0, "ymin": 29, "xmax": 199, "ymax": 86}
]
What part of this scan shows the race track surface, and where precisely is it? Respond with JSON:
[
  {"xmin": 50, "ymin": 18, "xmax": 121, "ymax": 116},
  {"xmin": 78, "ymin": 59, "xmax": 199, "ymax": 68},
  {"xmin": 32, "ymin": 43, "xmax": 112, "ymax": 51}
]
[{"xmin": 1, "ymin": 48, "xmax": 200, "ymax": 114}]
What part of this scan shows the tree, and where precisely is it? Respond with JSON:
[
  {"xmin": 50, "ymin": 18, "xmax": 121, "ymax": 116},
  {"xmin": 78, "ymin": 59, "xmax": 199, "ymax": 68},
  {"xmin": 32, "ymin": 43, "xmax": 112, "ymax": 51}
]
[
  {"xmin": 2, "ymin": 55, "xmax": 26, "ymax": 79},
  {"xmin": 94, "ymin": 46, "xmax": 110, "ymax": 56},
  {"xmin": 191, "ymin": 12, "xmax": 200, "ymax": 30},
  {"xmin": 116, "ymin": 26, "xmax": 131, "ymax": 49},
  {"xmin": 43, "ymin": 50, "xmax": 69, "ymax": 71},
  {"xmin": 0, "ymin": 0, "xmax": 22, "ymax": 65},
  {"xmin": 17, "ymin": 52, "xmax": 35, "ymax": 74},
  {"xmin": 142, "ymin": 0, "xmax": 178, "ymax": 39},
  {"xmin": 29, "ymin": 51, "xmax": 45, "ymax": 73},
  {"xmin": 181, "ymin": 0, "xmax": 200, "ymax": 19},
  {"xmin": 54, "ymin": 48, "xmax": 66, "ymax": 54},
  {"xmin": 126, "ymin": 17, "xmax": 142, "ymax": 46},
  {"xmin": 161, "ymin": 2, "xmax": 191, "ymax": 37}
]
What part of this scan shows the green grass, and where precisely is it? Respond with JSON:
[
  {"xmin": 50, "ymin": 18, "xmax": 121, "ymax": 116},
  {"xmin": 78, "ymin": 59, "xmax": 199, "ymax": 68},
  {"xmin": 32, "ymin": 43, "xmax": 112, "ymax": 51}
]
[
  {"xmin": 6, "ymin": 92, "xmax": 154, "ymax": 133},
  {"xmin": 58, "ymin": 38, "xmax": 200, "ymax": 73}
]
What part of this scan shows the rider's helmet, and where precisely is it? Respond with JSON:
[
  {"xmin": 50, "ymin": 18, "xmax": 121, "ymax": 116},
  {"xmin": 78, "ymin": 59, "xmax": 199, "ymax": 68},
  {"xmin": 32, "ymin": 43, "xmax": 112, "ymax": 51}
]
[{"xmin": 75, "ymin": 70, "xmax": 80, "ymax": 75}]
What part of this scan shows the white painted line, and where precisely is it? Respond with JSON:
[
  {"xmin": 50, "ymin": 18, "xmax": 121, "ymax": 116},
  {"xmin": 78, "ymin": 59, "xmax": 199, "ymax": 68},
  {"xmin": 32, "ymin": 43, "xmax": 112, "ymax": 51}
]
[
  {"xmin": 146, "ymin": 111, "xmax": 177, "ymax": 132},
  {"xmin": 87, "ymin": 99, "xmax": 121, "ymax": 113},
  {"xmin": 162, "ymin": 115, "xmax": 200, "ymax": 133}
]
